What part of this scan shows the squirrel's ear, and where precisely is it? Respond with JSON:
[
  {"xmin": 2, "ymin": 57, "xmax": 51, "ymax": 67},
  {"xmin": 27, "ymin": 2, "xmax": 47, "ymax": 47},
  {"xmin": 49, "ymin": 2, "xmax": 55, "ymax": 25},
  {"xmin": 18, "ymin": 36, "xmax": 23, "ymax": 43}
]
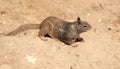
[{"xmin": 77, "ymin": 17, "xmax": 81, "ymax": 24}]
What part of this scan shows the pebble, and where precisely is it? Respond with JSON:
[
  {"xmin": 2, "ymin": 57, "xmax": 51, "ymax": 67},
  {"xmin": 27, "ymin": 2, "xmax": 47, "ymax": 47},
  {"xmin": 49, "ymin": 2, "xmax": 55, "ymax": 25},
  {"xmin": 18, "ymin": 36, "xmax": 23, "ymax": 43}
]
[
  {"xmin": 72, "ymin": 44, "xmax": 78, "ymax": 48},
  {"xmin": 40, "ymin": 37, "xmax": 48, "ymax": 41},
  {"xmin": 87, "ymin": 13, "xmax": 91, "ymax": 16},
  {"xmin": 98, "ymin": 19, "xmax": 102, "ymax": 22},
  {"xmin": 23, "ymin": 31, "xmax": 31, "ymax": 36},
  {"xmin": 108, "ymin": 28, "xmax": 111, "ymax": 30},
  {"xmin": 4, "ymin": 56, "xmax": 8, "ymax": 59},
  {"xmin": 25, "ymin": 55, "xmax": 37, "ymax": 64},
  {"xmin": 0, "ymin": 21, "xmax": 6, "ymax": 25},
  {"xmin": 0, "ymin": 11, "xmax": 7, "ymax": 16}
]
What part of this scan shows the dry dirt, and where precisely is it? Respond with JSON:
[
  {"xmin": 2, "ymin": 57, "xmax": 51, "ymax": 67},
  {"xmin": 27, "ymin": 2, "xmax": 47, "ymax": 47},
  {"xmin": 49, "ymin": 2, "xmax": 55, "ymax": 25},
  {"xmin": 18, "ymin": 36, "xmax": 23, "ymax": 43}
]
[{"xmin": 0, "ymin": 0, "xmax": 120, "ymax": 69}]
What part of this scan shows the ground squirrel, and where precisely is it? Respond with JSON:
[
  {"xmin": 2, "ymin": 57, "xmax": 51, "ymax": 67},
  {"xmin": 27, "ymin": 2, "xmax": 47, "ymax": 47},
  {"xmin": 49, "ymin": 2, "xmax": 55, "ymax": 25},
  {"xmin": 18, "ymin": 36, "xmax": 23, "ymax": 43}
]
[{"xmin": 3, "ymin": 16, "xmax": 92, "ymax": 45}]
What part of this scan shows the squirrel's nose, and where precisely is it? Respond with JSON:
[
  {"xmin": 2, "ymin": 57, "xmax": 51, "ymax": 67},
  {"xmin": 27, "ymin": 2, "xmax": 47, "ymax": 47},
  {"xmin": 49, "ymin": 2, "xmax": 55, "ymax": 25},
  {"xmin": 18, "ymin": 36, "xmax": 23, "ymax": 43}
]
[{"xmin": 84, "ymin": 26, "xmax": 87, "ymax": 27}]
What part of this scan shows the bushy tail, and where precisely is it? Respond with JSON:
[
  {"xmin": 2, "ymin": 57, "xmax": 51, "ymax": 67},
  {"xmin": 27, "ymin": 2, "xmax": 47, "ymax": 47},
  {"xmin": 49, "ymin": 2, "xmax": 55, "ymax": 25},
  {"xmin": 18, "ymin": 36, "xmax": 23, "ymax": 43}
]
[{"xmin": 6, "ymin": 24, "xmax": 40, "ymax": 36}]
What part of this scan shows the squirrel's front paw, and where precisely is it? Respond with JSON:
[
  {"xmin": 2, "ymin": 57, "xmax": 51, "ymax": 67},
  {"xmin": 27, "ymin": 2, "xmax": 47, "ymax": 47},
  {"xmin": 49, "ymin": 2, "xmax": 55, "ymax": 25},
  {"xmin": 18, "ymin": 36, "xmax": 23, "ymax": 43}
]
[{"xmin": 75, "ymin": 38, "xmax": 84, "ymax": 42}]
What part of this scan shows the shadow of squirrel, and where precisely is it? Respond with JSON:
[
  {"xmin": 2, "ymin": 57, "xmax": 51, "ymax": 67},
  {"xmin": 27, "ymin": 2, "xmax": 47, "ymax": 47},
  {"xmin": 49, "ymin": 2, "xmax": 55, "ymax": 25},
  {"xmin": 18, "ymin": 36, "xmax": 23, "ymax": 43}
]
[{"xmin": 4, "ymin": 16, "xmax": 92, "ymax": 45}]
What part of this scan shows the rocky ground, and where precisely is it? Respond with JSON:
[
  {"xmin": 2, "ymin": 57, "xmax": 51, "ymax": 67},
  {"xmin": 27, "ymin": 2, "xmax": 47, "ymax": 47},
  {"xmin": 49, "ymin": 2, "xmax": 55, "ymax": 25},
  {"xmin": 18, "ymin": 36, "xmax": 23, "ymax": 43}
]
[{"xmin": 0, "ymin": 0, "xmax": 120, "ymax": 69}]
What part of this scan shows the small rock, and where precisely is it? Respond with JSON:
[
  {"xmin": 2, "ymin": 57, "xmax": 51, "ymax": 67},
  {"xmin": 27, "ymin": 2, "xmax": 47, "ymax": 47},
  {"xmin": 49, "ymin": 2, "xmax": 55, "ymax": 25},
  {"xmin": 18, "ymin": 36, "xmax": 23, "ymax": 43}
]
[
  {"xmin": 70, "ymin": 66, "xmax": 73, "ymax": 69},
  {"xmin": 72, "ymin": 44, "xmax": 78, "ymax": 48},
  {"xmin": 23, "ymin": 31, "xmax": 31, "ymax": 36},
  {"xmin": 25, "ymin": 55, "xmax": 37, "ymax": 64},
  {"xmin": 0, "ymin": 21, "xmax": 6, "ymax": 25},
  {"xmin": 0, "ymin": 11, "xmax": 7, "ymax": 15},
  {"xmin": 98, "ymin": 19, "xmax": 102, "ymax": 22},
  {"xmin": 99, "ymin": 3, "xmax": 104, "ymax": 10},
  {"xmin": 108, "ymin": 28, "xmax": 111, "ymax": 30},
  {"xmin": 116, "ymin": 29, "xmax": 120, "ymax": 32},
  {"xmin": 24, "ymin": 32, "xmax": 29, "ymax": 36},
  {"xmin": 119, "ymin": 38, "xmax": 120, "ymax": 42},
  {"xmin": 87, "ymin": 13, "xmax": 91, "ymax": 16},
  {"xmin": 40, "ymin": 37, "xmax": 48, "ymax": 41},
  {"xmin": 4, "ymin": 56, "xmax": 8, "ymax": 59},
  {"xmin": 35, "ymin": 36, "xmax": 40, "ymax": 39},
  {"xmin": 75, "ymin": 54, "xmax": 79, "ymax": 58}
]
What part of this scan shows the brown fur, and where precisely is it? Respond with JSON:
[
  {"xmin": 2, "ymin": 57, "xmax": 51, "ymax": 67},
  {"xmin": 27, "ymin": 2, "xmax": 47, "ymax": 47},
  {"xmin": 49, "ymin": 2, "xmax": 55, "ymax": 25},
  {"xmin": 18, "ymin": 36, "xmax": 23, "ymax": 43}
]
[{"xmin": 5, "ymin": 16, "xmax": 92, "ymax": 45}]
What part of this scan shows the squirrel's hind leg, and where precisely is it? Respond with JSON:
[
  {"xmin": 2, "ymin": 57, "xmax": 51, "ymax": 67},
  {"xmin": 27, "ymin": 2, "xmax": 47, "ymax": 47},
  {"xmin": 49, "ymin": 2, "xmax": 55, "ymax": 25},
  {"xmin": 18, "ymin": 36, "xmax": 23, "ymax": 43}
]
[{"xmin": 38, "ymin": 27, "xmax": 51, "ymax": 41}]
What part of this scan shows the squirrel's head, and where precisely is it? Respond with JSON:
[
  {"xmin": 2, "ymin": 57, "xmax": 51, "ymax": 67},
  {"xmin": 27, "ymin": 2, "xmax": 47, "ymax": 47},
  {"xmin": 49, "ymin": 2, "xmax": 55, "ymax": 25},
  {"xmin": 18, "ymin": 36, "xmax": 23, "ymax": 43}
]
[{"xmin": 74, "ymin": 17, "xmax": 92, "ymax": 33}]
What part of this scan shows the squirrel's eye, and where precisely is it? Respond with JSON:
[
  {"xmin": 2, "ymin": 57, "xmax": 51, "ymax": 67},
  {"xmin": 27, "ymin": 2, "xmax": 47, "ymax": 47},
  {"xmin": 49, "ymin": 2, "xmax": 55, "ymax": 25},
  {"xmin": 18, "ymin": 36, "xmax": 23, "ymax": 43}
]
[{"xmin": 84, "ymin": 26, "xmax": 87, "ymax": 27}]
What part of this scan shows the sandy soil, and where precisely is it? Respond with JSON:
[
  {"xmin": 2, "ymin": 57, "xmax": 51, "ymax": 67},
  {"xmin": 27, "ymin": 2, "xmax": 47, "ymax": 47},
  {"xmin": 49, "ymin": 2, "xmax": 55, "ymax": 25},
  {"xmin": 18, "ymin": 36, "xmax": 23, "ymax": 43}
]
[{"xmin": 0, "ymin": 0, "xmax": 120, "ymax": 69}]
